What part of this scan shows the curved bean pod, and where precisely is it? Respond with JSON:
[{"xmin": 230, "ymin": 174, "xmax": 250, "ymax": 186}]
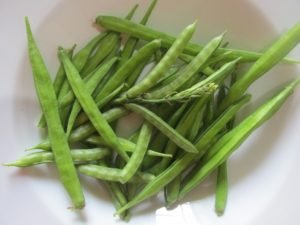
[
  {"xmin": 124, "ymin": 103, "xmax": 198, "ymax": 153},
  {"xmin": 120, "ymin": 122, "xmax": 153, "ymax": 183}
]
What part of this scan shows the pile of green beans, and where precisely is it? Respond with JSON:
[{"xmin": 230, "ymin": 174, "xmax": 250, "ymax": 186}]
[{"xmin": 5, "ymin": 0, "xmax": 300, "ymax": 221}]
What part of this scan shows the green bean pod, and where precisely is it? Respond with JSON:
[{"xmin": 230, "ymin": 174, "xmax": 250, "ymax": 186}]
[
  {"xmin": 58, "ymin": 57, "xmax": 118, "ymax": 109},
  {"xmin": 25, "ymin": 18, "xmax": 85, "ymax": 209},
  {"xmin": 37, "ymin": 46, "xmax": 76, "ymax": 128},
  {"xmin": 179, "ymin": 79, "xmax": 300, "ymax": 199},
  {"xmin": 151, "ymin": 97, "xmax": 209, "ymax": 174},
  {"xmin": 114, "ymin": 93, "xmax": 252, "ymax": 214},
  {"xmin": 59, "ymin": 49, "xmax": 128, "ymax": 161},
  {"xmin": 219, "ymin": 23, "xmax": 300, "ymax": 112},
  {"xmin": 95, "ymin": 39, "xmax": 161, "ymax": 103},
  {"xmin": 96, "ymin": 16, "xmax": 299, "ymax": 63},
  {"xmin": 65, "ymin": 57, "xmax": 118, "ymax": 136},
  {"xmin": 78, "ymin": 164, "xmax": 155, "ymax": 183},
  {"xmin": 86, "ymin": 136, "xmax": 172, "ymax": 158},
  {"xmin": 120, "ymin": 122, "xmax": 153, "ymax": 183},
  {"xmin": 146, "ymin": 33, "xmax": 224, "ymax": 99},
  {"xmin": 5, "ymin": 148, "xmax": 110, "ymax": 167},
  {"xmin": 81, "ymin": 33, "xmax": 120, "ymax": 75},
  {"xmin": 121, "ymin": 21, "xmax": 197, "ymax": 100},
  {"xmin": 125, "ymin": 103, "xmax": 198, "ymax": 153},
  {"xmin": 215, "ymin": 161, "xmax": 228, "ymax": 215},
  {"xmin": 117, "ymin": 0, "xmax": 158, "ymax": 69}
]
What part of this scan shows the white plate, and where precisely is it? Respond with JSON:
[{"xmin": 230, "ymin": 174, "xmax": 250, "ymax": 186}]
[{"xmin": 1, "ymin": 0, "xmax": 300, "ymax": 225}]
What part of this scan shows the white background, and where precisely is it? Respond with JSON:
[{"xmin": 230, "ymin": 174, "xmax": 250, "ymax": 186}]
[{"xmin": 0, "ymin": 0, "xmax": 300, "ymax": 225}]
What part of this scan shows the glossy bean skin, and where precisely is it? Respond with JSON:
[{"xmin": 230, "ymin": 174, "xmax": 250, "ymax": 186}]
[
  {"xmin": 146, "ymin": 34, "xmax": 224, "ymax": 99},
  {"xmin": 5, "ymin": 148, "xmax": 110, "ymax": 167},
  {"xmin": 125, "ymin": 103, "xmax": 198, "ymax": 153},
  {"xmin": 120, "ymin": 122, "xmax": 153, "ymax": 183},
  {"xmin": 25, "ymin": 18, "xmax": 84, "ymax": 209},
  {"xmin": 179, "ymin": 79, "xmax": 300, "ymax": 199},
  {"xmin": 59, "ymin": 50, "xmax": 128, "ymax": 161},
  {"xmin": 96, "ymin": 16, "xmax": 277, "ymax": 62},
  {"xmin": 121, "ymin": 22, "xmax": 197, "ymax": 100},
  {"xmin": 219, "ymin": 23, "xmax": 300, "ymax": 112}
]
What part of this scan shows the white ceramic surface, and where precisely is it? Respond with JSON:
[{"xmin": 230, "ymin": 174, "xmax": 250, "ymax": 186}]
[{"xmin": 1, "ymin": 0, "xmax": 300, "ymax": 225}]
